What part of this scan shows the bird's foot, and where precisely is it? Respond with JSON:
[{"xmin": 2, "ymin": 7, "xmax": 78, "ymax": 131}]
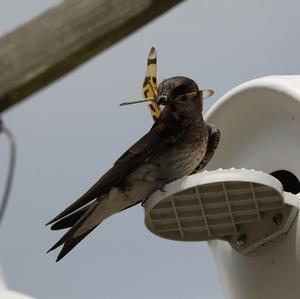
[
  {"xmin": 141, "ymin": 181, "xmax": 167, "ymax": 207},
  {"xmin": 159, "ymin": 186, "xmax": 167, "ymax": 192},
  {"xmin": 155, "ymin": 178, "xmax": 167, "ymax": 193}
]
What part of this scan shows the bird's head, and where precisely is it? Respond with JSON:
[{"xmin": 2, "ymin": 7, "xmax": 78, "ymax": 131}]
[
  {"xmin": 157, "ymin": 76, "xmax": 214, "ymax": 120},
  {"xmin": 119, "ymin": 76, "xmax": 213, "ymax": 122}
]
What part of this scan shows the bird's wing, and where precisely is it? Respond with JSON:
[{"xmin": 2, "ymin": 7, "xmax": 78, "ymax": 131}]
[
  {"xmin": 192, "ymin": 124, "xmax": 220, "ymax": 173},
  {"xmin": 47, "ymin": 115, "xmax": 184, "ymax": 226}
]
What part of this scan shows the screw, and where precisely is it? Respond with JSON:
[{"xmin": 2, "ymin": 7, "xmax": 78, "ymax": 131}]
[
  {"xmin": 237, "ymin": 234, "xmax": 247, "ymax": 247},
  {"xmin": 273, "ymin": 213, "xmax": 283, "ymax": 226}
]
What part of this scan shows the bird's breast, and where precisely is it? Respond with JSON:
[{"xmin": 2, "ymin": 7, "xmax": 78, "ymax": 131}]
[
  {"xmin": 119, "ymin": 121, "xmax": 209, "ymax": 203},
  {"xmin": 153, "ymin": 122, "xmax": 209, "ymax": 182}
]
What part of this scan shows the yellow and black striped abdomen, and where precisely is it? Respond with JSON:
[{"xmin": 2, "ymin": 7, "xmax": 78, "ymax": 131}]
[{"xmin": 142, "ymin": 47, "xmax": 161, "ymax": 121}]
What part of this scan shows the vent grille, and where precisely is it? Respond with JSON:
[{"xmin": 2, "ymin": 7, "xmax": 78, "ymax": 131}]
[{"xmin": 145, "ymin": 170, "xmax": 284, "ymax": 241}]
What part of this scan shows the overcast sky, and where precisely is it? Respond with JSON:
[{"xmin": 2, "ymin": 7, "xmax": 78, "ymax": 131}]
[{"xmin": 1, "ymin": 1, "xmax": 300, "ymax": 298}]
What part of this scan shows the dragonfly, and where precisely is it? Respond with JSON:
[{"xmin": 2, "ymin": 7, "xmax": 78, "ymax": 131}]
[{"xmin": 120, "ymin": 47, "xmax": 162, "ymax": 121}]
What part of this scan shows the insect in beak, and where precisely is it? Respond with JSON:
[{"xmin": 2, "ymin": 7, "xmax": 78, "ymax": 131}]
[
  {"xmin": 119, "ymin": 97, "xmax": 156, "ymax": 106},
  {"xmin": 120, "ymin": 98, "xmax": 157, "ymax": 106}
]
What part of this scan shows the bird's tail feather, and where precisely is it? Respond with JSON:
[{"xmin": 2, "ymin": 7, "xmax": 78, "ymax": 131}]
[
  {"xmin": 50, "ymin": 203, "xmax": 93, "ymax": 231},
  {"xmin": 48, "ymin": 194, "xmax": 132, "ymax": 261},
  {"xmin": 48, "ymin": 201, "xmax": 101, "ymax": 261},
  {"xmin": 51, "ymin": 226, "xmax": 98, "ymax": 262}
]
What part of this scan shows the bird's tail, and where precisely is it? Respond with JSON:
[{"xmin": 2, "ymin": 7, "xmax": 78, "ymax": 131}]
[{"xmin": 48, "ymin": 198, "xmax": 112, "ymax": 261}]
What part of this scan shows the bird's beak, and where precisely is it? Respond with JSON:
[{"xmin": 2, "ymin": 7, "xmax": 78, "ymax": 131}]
[
  {"xmin": 202, "ymin": 89, "xmax": 214, "ymax": 100},
  {"xmin": 157, "ymin": 94, "xmax": 168, "ymax": 105}
]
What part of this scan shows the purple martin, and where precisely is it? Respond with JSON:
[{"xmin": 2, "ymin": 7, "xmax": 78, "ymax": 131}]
[{"xmin": 47, "ymin": 76, "xmax": 220, "ymax": 261}]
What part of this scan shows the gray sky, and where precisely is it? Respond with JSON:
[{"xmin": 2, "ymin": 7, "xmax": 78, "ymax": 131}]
[{"xmin": 1, "ymin": 0, "xmax": 300, "ymax": 298}]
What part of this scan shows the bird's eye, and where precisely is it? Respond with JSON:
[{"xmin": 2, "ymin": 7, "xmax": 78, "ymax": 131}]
[
  {"xmin": 171, "ymin": 86, "xmax": 186, "ymax": 97},
  {"xmin": 176, "ymin": 94, "xmax": 186, "ymax": 103}
]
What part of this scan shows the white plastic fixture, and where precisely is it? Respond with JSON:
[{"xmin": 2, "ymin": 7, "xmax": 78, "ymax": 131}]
[
  {"xmin": 144, "ymin": 75, "xmax": 300, "ymax": 299},
  {"xmin": 205, "ymin": 75, "xmax": 300, "ymax": 299},
  {"xmin": 144, "ymin": 169, "xmax": 297, "ymax": 253}
]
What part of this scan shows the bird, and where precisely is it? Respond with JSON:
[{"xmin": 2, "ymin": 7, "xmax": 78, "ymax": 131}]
[{"xmin": 46, "ymin": 76, "xmax": 220, "ymax": 261}]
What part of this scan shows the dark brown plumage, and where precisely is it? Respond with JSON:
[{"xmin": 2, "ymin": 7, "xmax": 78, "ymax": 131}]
[{"xmin": 47, "ymin": 76, "xmax": 220, "ymax": 261}]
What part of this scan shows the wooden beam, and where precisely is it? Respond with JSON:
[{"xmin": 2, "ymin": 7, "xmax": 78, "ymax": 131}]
[{"xmin": 0, "ymin": 0, "xmax": 185, "ymax": 112}]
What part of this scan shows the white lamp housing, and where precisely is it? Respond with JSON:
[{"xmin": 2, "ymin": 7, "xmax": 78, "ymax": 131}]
[{"xmin": 205, "ymin": 75, "xmax": 300, "ymax": 299}]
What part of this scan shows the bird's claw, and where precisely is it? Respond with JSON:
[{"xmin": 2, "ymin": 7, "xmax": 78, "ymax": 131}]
[{"xmin": 159, "ymin": 187, "xmax": 167, "ymax": 192}]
